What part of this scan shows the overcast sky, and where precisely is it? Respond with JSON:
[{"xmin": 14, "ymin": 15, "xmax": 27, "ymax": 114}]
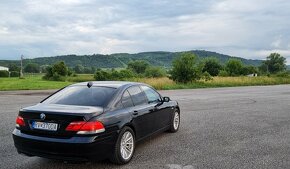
[{"xmin": 0, "ymin": 0, "xmax": 289, "ymax": 63}]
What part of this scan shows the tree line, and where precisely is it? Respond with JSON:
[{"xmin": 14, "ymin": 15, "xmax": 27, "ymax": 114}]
[{"xmin": 0, "ymin": 52, "xmax": 287, "ymax": 83}]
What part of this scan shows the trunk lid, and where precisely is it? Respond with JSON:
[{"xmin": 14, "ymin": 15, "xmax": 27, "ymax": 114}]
[{"xmin": 18, "ymin": 103, "xmax": 103, "ymax": 138}]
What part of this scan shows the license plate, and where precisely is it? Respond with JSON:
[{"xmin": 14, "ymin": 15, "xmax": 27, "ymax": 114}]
[{"xmin": 32, "ymin": 121, "xmax": 58, "ymax": 131}]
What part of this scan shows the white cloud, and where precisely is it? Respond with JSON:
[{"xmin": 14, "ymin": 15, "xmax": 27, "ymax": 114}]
[{"xmin": 0, "ymin": 0, "xmax": 290, "ymax": 64}]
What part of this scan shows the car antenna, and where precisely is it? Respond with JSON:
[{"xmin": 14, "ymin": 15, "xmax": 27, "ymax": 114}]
[{"xmin": 87, "ymin": 81, "xmax": 93, "ymax": 88}]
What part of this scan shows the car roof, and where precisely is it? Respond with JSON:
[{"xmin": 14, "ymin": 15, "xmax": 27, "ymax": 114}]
[{"xmin": 70, "ymin": 81, "xmax": 145, "ymax": 89}]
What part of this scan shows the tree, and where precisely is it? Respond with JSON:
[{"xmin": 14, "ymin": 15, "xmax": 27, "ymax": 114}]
[
  {"xmin": 94, "ymin": 69, "xmax": 111, "ymax": 81},
  {"xmin": 260, "ymin": 53, "xmax": 286, "ymax": 73},
  {"xmin": 127, "ymin": 60, "xmax": 149, "ymax": 74},
  {"xmin": 40, "ymin": 65, "xmax": 49, "ymax": 73},
  {"xmin": 225, "ymin": 59, "xmax": 243, "ymax": 76},
  {"xmin": 24, "ymin": 63, "xmax": 40, "ymax": 73},
  {"xmin": 8, "ymin": 64, "xmax": 20, "ymax": 72},
  {"xmin": 52, "ymin": 61, "xmax": 68, "ymax": 76},
  {"xmin": 241, "ymin": 65, "xmax": 258, "ymax": 75},
  {"xmin": 43, "ymin": 61, "xmax": 69, "ymax": 81},
  {"xmin": 170, "ymin": 52, "xmax": 200, "ymax": 83},
  {"xmin": 74, "ymin": 64, "xmax": 84, "ymax": 74},
  {"xmin": 145, "ymin": 66, "xmax": 166, "ymax": 78},
  {"xmin": 201, "ymin": 58, "xmax": 222, "ymax": 76}
]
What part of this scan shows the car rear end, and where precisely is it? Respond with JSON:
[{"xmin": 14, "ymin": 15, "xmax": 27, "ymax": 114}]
[
  {"xmin": 12, "ymin": 85, "xmax": 119, "ymax": 161},
  {"xmin": 13, "ymin": 108, "xmax": 118, "ymax": 161}
]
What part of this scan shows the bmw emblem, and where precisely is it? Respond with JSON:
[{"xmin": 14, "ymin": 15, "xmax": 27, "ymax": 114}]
[{"xmin": 40, "ymin": 113, "xmax": 46, "ymax": 120}]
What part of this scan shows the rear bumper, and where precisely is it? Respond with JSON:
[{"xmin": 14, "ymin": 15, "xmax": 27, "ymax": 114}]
[{"xmin": 12, "ymin": 129, "xmax": 118, "ymax": 161}]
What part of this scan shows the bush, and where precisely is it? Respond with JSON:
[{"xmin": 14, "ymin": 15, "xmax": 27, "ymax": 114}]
[
  {"xmin": 10, "ymin": 71, "xmax": 20, "ymax": 77},
  {"xmin": 201, "ymin": 58, "xmax": 222, "ymax": 76},
  {"xmin": 51, "ymin": 72, "xmax": 66, "ymax": 81},
  {"xmin": 67, "ymin": 67, "xmax": 74, "ymax": 76},
  {"xmin": 218, "ymin": 70, "xmax": 229, "ymax": 77},
  {"xmin": 170, "ymin": 52, "xmax": 200, "ymax": 83},
  {"xmin": 43, "ymin": 61, "xmax": 69, "ymax": 81},
  {"xmin": 24, "ymin": 63, "xmax": 40, "ymax": 73},
  {"xmin": 241, "ymin": 65, "xmax": 258, "ymax": 75},
  {"xmin": 52, "ymin": 61, "xmax": 68, "ymax": 76},
  {"xmin": 145, "ymin": 66, "xmax": 166, "ymax": 78},
  {"xmin": 94, "ymin": 69, "xmax": 136, "ymax": 81},
  {"xmin": 0, "ymin": 70, "xmax": 9, "ymax": 77},
  {"xmin": 275, "ymin": 71, "xmax": 289, "ymax": 77},
  {"xmin": 201, "ymin": 71, "xmax": 213, "ymax": 81},
  {"xmin": 127, "ymin": 60, "xmax": 149, "ymax": 74},
  {"xmin": 116, "ymin": 69, "xmax": 135, "ymax": 79},
  {"xmin": 74, "ymin": 64, "xmax": 84, "ymax": 74},
  {"xmin": 94, "ymin": 69, "xmax": 111, "ymax": 81},
  {"xmin": 225, "ymin": 59, "xmax": 243, "ymax": 76}
]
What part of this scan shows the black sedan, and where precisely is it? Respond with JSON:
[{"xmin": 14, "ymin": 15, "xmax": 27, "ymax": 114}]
[{"xmin": 12, "ymin": 81, "xmax": 180, "ymax": 164}]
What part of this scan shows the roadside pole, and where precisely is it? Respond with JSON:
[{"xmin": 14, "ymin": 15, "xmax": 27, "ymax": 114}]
[{"xmin": 20, "ymin": 55, "xmax": 24, "ymax": 78}]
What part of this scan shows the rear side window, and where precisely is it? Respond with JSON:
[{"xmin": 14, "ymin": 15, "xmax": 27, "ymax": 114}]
[
  {"xmin": 127, "ymin": 86, "xmax": 147, "ymax": 106},
  {"xmin": 42, "ymin": 86, "xmax": 116, "ymax": 107},
  {"xmin": 141, "ymin": 85, "xmax": 161, "ymax": 103},
  {"xmin": 121, "ymin": 90, "xmax": 134, "ymax": 108}
]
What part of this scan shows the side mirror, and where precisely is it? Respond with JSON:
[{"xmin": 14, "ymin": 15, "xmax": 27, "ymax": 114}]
[{"xmin": 162, "ymin": 96, "xmax": 170, "ymax": 102}]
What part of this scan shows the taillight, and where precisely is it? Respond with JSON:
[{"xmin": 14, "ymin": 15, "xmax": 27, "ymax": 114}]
[
  {"xmin": 16, "ymin": 116, "xmax": 25, "ymax": 127},
  {"xmin": 65, "ymin": 121, "xmax": 105, "ymax": 134}
]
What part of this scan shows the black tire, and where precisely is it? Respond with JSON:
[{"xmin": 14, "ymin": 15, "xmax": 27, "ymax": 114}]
[
  {"xmin": 110, "ymin": 126, "xmax": 135, "ymax": 165},
  {"xmin": 169, "ymin": 109, "xmax": 180, "ymax": 133}
]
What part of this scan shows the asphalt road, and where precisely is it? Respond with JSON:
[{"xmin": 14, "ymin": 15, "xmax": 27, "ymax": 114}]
[{"xmin": 1, "ymin": 85, "xmax": 290, "ymax": 169}]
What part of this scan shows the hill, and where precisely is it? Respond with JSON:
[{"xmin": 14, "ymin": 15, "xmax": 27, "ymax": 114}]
[{"xmin": 0, "ymin": 50, "xmax": 262, "ymax": 68}]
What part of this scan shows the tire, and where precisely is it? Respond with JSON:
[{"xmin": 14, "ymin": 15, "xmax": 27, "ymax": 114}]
[
  {"xmin": 110, "ymin": 126, "xmax": 135, "ymax": 164},
  {"xmin": 169, "ymin": 109, "xmax": 180, "ymax": 133}
]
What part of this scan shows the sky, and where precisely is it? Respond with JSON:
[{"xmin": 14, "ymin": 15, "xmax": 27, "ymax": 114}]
[{"xmin": 0, "ymin": 0, "xmax": 289, "ymax": 63}]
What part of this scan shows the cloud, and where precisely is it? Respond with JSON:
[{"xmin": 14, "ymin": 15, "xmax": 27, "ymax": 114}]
[{"xmin": 0, "ymin": 0, "xmax": 289, "ymax": 63}]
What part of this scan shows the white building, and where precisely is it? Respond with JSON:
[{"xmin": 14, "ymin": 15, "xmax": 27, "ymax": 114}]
[{"xmin": 0, "ymin": 66, "xmax": 9, "ymax": 71}]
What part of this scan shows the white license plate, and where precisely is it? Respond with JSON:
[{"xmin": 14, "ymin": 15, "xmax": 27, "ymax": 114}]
[{"xmin": 32, "ymin": 121, "xmax": 58, "ymax": 131}]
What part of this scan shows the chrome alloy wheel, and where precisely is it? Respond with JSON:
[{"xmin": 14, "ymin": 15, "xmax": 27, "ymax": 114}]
[
  {"xmin": 173, "ymin": 111, "xmax": 180, "ymax": 130},
  {"xmin": 120, "ymin": 131, "xmax": 134, "ymax": 160}
]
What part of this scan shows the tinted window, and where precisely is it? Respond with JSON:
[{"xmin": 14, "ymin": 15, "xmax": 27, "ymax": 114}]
[
  {"xmin": 42, "ymin": 86, "xmax": 116, "ymax": 107},
  {"xmin": 122, "ymin": 90, "xmax": 134, "ymax": 108},
  {"xmin": 127, "ymin": 86, "xmax": 147, "ymax": 106},
  {"xmin": 141, "ymin": 85, "xmax": 161, "ymax": 103}
]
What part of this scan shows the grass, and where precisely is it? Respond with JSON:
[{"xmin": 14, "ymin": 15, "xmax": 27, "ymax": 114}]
[
  {"xmin": 66, "ymin": 74, "xmax": 95, "ymax": 82},
  {"xmin": 0, "ymin": 75, "xmax": 72, "ymax": 91},
  {"xmin": 0, "ymin": 74, "xmax": 290, "ymax": 91},
  {"xmin": 130, "ymin": 76, "xmax": 290, "ymax": 90}
]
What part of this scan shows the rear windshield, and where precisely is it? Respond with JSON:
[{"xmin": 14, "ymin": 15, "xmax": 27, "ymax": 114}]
[{"xmin": 42, "ymin": 86, "xmax": 116, "ymax": 107}]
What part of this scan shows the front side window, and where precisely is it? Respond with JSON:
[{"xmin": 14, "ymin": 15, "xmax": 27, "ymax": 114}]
[
  {"xmin": 42, "ymin": 86, "xmax": 116, "ymax": 107},
  {"xmin": 141, "ymin": 85, "xmax": 161, "ymax": 103},
  {"xmin": 127, "ymin": 86, "xmax": 147, "ymax": 106}
]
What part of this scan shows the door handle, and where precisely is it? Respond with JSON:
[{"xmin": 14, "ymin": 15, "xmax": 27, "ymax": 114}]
[{"xmin": 132, "ymin": 110, "xmax": 138, "ymax": 115}]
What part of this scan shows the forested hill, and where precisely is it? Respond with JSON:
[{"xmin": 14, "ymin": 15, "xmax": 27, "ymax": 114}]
[{"xmin": 0, "ymin": 50, "xmax": 262, "ymax": 68}]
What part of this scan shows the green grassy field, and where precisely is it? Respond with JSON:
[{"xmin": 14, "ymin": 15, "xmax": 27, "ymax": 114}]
[
  {"xmin": 0, "ymin": 75, "xmax": 72, "ymax": 90},
  {"xmin": 0, "ymin": 74, "xmax": 290, "ymax": 91}
]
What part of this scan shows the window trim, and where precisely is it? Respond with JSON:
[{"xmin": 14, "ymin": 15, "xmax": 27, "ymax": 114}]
[
  {"xmin": 140, "ymin": 85, "xmax": 162, "ymax": 104},
  {"xmin": 124, "ymin": 85, "xmax": 149, "ymax": 106},
  {"xmin": 121, "ymin": 90, "xmax": 134, "ymax": 108}
]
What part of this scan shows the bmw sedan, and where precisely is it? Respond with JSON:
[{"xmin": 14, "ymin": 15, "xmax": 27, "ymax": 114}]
[{"xmin": 12, "ymin": 81, "xmax": 180, "ymax": 164}]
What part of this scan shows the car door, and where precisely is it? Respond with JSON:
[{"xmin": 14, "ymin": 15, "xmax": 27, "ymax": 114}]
[
  {"xmin": 127, "ymin": 85, "xmax": 155, "ymax": 140},
  {"xmin": 140, "ymin": 85, "xmax": 172, "ymax": 131}
]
